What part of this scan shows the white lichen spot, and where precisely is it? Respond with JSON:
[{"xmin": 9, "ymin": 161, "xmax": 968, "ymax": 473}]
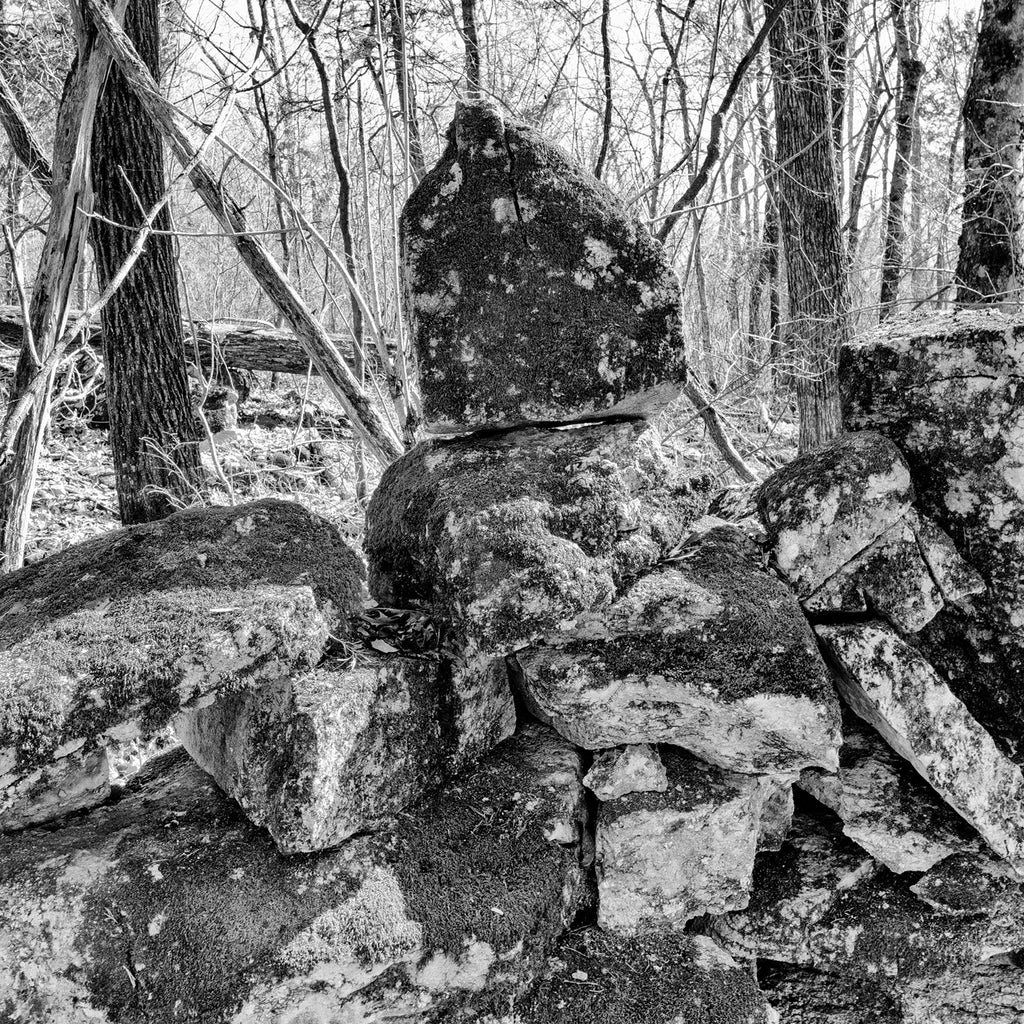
[
  {"xmin": 230, "ymin": 867, "xmax": 246, "ymax": 881},
  {"xmin": 491, "ymin": 197, "xmax": 518, "ymax": 224},
  {"xmin": 583, "ymin": 237, "xmax": 615, "ymax": 272},
  {"xmin": 147, "ymin": 913, "xmax": 167, "ymax": 937},
  {"xmin": 147, "ymin": 863, "xmax": 164, "ymax": 882},
  {"xmin": 573, "ymin": 270, "xmax": 596, "ymax": 290},
  {"xmin": 419, "ymin": 214, "xmax": 437, "ymax": 231},
  {"xmin": 415, "ymin": 940, "xmax": 495, "ymax": 992},
  {"xmin": 481, "ymin": 138, "xmax": 501, "ymax": 159},
  {"xmin": 439, "ymin": 162, "xmax": 463, "ymax": 197}
]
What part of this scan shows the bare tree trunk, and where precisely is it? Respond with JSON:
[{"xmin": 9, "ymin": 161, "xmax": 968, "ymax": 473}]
[
  {"xmin": 0, "ymin": 72, "xmax": 52, "ymax": 189},
  {"xmin": 768, "ymin": 0, "xmax": 850, "ymax": 452},
  {"xmin": 878, "ymin": 0, "xmax": 924, "ymax": 321},
  {"xmin": 460, "ymin": 0, "xmax": 482, "ymax": 100},
  {"xmin": 389, "ymin": 0, "xmax": 427, "ymax": 182},
  {"xmin": 90, "ymin": 0, "xmax": 204, "ymax": 524},
  {"xmin": 593, "ymin": 0, "xmax": 613, "ymax": 180},
  {"xmin": 955, "ymin": 0, "xmax": 1024, "ymax": 308}
]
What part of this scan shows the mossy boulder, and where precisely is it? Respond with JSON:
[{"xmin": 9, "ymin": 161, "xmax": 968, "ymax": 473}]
[
  {"xmin": 0, "ymin": 499, "xmax": 362, "ymax": 829},
  {"xmin": 365, "ymin": 419, "xmax": 707, "ymax": 655},
  {"xmin": 0, "ymin": 724, "xmax": 586, "ymax": 1023},
  {"xmin": 512, "ymin": 526, "xmax": 841, "ymax": 774},
  {"xmin": 403, "ymin": 101, "xmax": 688, "ymax": 434},
  {"xmin": 177, "ymin": 651, "xmax": 516, "ymax": 853}
]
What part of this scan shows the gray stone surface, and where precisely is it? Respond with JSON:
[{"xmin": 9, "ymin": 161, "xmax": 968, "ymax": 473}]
[
  {"xmin": 403, "ymin": 101, "xmax": 688, "ymax": 434},
  {"xmin": 583, "ymin": 743, "xmax": 668, "ymax": 801},
  {"xmin": 177, "ymin": 652, "xmax": 516, "ymax": 853},
  {"xmin": 514, "ymin": 527, "xmax": 841, "ymax": 774},
  {"xmin": 0, "ymin": 745, "xmax": 109, "ymax": 833},
  {"xmin": 758, "ymin": 963, "xmax": 900, "ymax": 1024},
  {"xmin": 365, "ymin": 418, "xmax": 706, "ymax": 655},
  {"xmin": 0, "ymin": 724, "xmax": 586, "ymax": 1023}
]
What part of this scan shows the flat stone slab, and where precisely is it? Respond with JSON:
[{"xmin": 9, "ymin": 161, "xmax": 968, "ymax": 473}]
[
  {"xmin": 819, "ymin": 622, "xmax": 1024, "ymax": 873},
  {"xmin": 842, "ymin": 309, "xmax": 1024, "ymax": 758},
  {"xmin": 0, "ymin": 745, "xmax": 109, "ymax": 833},
  {"xmin": 755, "ymin": 431, "xmax": 914, "ymax": 598},
  {"xmin": 798, "ymin": 713, "xmax": 977, "ymax": 873},
  {"xmin": 177, "ymin": 651, "xmax": 516, "ymax": 853},
  {"xmin": 513, "ymin": 527, "xmax": 841, "ymax": 774},
  {"xmin": 403, "ymin": 100, "xmax": 688, "ymax": 434},
  {"xmin": 0, "ymin": 724, "xmax": 586, "ymax": 1023},
  {"xmin": 365, "ymin": 419, "xmax": 706, "ymax": 655},
  {"xmin": 597, "ymin": 748, "xmax": 787, "ymax": 933}
]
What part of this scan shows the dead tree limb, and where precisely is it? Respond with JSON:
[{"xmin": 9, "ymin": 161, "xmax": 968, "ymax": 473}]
[{"xmin": 0, "ymin": 71, "xmax": 53, "ymax": 190}]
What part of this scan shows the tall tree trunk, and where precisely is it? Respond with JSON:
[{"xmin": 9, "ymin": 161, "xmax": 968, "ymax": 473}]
[
  {"xmin": 460, "ymin": 0, "xmax": 482, "ymax": 100},
  {"xmin": 955, "ymin": 0, "xmax": 1024, "ymax": 308},
  {"xmin": 878, "ymin": 0, "xmax": 924, "ymax": 321},
  {"xmin": 768, "ymin": 0, "xmax": 850, "ymax": 452},
  {"xmin": 593, "ymin": 0, "xmax": 613, "ymax": 179},
  {"xmin": 90, "ymin": 0, "xmax": 203, "ymax": 524}
]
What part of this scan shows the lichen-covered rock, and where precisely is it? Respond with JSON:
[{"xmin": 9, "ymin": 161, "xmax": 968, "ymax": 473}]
[
  {"xmin": 402, "ymin": 100, "xmax": 688, "ymax": 434},
  {"xmin": 0, "ymin": 724, "xmax": 586, "ymax": 1023},
  {"xmin": 0, "ymin": 745, "xmax": 109, "ymax": 833},
  {"xmin": 583, "ymin": 743, "xmax": 668, "ymax": 801},
  {"xmin": 597, "ymin": 748, "xmax": 786, "ymax": 933},
  {"xmin": 484, "ymin": 930, "xmax": 776, "ymax": 1024},
  {"xmin": 900, "ymin": 957, "xmax": 1024, "ymax": 1024},
  {"xmin": 819, "ymin": 622, "xmax": 1024, "ymax": 873},
  {"xmin": 365, "ymin": 419, "xmax": 706, "ymax": 654},
  {"xmin": 0, "ymin": 500, "xmax": 361, "ymax": 803},
  {"xmin": 841, "ymin": 310, "xmax": 1024, "ymax": 758},
  {"xmin": 758, "ymin": 963, "xmax": 901, "ymax": 1024},
  {"xmin": 512, "ymin": 527, "xmax": 841, "ymax": 774},
  {"xmin": 176, "ymin": 652, "xmax": 516, "ymax": 853},
  {"xmin": 797, "ymin": 714, "xmax": 977, "ymax": 873},
  {"xmin": 755, "ymin": 431, "xmax": 914, "ymax": 597}
]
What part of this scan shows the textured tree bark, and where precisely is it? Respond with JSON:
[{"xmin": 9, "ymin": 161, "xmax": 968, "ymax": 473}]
[
  {"xmin": 955, "ymin": 0, "xmax": 1024, "ymax": 309},
  {"xmin": 90, "ymin": 0, "xmax": 204, "ymax": 524},
  {"xmin": 768, "ymin": 0, "xmax": 850, "ymax": 453},
  {"xmin": 0, "ymin": 72, "xmax": 52, "ymax": 189}
]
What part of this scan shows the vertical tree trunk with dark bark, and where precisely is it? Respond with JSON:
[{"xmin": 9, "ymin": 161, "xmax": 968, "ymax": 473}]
[
  {"xmin": 955, "ymin": 0, "xmax": 1024, "ymax": 308},
  {"xmin": 90, "ymin": 0, "xmax": 203, "ymax": 524},
  {"xmin": 768, "ymin": 0, "xmax": 850, "ymax": 452}
]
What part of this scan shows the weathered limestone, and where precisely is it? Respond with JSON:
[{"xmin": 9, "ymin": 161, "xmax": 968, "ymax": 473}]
[
  {"xmin": 365, "ymin": 418, "xmax": 706, "ymax": 654},
  {"xmin": 487, "ymin": 930, "xmax": 776, "ymax": 1024},
  {"xmin": 798, "ymin": 714, "xmax": 977, "ymax": 873},
  {"xmin": 176, "ymin": 652, "xmax": 516, "ymax": 853},
  {"xmin": 900, "ymin": 958, "xmax": 1024, "ymax": 1024},
  {"xmin": 819, "ymin": 622, "xmax": 1024, "ymax": 872},
  {"xmin": 0, "ymin": 746, "xmax": 109, "ymax": 833},
  {"xmin": 583, "ymin": 743, "xmax": 668, "ymax": 801},
  {"xmin": 514, "ymin": 527, "xmax": 841, "ymax": 774},
  {"xmin": 403, "ymin": 101, "xmax": 688, "ymax": 434},
  {"xmin": 842, "ymin": 310, "xmax": 1024, "ymax": 755},
  {"xmin": 755, "ymin": 431, "xmax": 914, "ymax": 597},
  {"xmin": 596, "ymin": 748, "xmax": 787, "ymax": 934},
  {"xmin": 0, "ymin": 725, "xmax": 587, "ymax": 1023},
  {"xmin": 0, "ymin": 499, "xmax": 362, "ymax": 831}
]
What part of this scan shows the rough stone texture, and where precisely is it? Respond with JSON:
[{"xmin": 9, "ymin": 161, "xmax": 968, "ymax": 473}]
[
  {"xmin": 0, "ymin": 745, "xmax": 109, "ymax": 833},
  {"xmin": 583, "ymin": 743, "xmax": 668, "ymax": 801},
  {"xmin": 755, "ymin": 431, "xmax": 914, "ymax": 598},
  {"xmin": 758, "ymin": 963, "xmax": 901, "ymax": 1023},
  {"xmin": 596, "ymin": 748, "xmax": 785, "ymax": 933},
  {"xmin": 365, "ymin": 419, "xmax": 706, "ymax": 654},
  {"xmin": 402, "ymin": 100, "xmax": 688, "ymax": 434},
  {"xmin": 0, "ymin": 724, "xmax": 587, "ymax": 1023},
  {"xmin": 0, "ymin": 499, "xmax": 362, "ymax": 832},
  {"xmin": 900, "ymin": 957, "xmax": 1024, "ymax": 1024},
  {"xmin": 177, "ymin": 652, "xmax": 516, "ymax": 853},
  {"xmin": 797, "ymin": 713, "xmax": 977, "ymax": 873},
  {"xmin": 759, "ymin": 782, "xmax": 796, "ymax": 853},
  {"xmin": 484, "ymin": 930, "xmax": 776, "ymax": 1023},
  {"xmin": 513, "ymin": 527, "xmax": 841, "ymax": 774},
  {"xmin": 819, "ymin": 622, "xmax": 1024, "ymax": 872},
  {"xmin": 841, "ymin": 310, "xmax": 1024, "ymax": 759}
]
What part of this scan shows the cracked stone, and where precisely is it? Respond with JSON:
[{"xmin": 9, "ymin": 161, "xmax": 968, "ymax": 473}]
[
  {"xmin": 583, "ymin": 743, "xmax": 668, "ymax": 801},
  {"xmin": 819, "ymin": 622, "xmax": 1024, "ymax": 873},
  {"xmin": 176, "ymin": 652, "xmax": 516, "ymax": 853},
  {"xmin": 403, "ymin": 101, "xmax": 688, "ymax": 433}
]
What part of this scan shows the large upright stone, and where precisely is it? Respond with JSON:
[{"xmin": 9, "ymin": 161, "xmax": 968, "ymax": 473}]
[
  {"xmin": 842, "ymin": 310, "xmax": 1024, "ymax": 755},
  {"xmin": 402, "ymin": 101, "xmax": 688, "ymax": 434},
  {"xmin": 365, "ymin": 419, "xmax": 705, "ymax": 655},
  {"xmin": 0, "ymin": 499, "xmax": 362, "ymax": 831}
]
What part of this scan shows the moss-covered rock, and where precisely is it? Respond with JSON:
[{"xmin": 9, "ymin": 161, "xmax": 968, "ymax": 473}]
[
  {"xmin": 402, "ymin": 101, "xmax": 688, "ymax": 434},
  {"xmin": 841, "ymin": 310, "xmax": 1024, "ymax": 761},
  {"xmin": 757, "ymin": 963, "xmax": 901, "ymax": 1023},
  {"xmin": 365, "ymin": 419, "xmax": 707, "ymax": 655},
  {"xmin": 512, "ymin": 527, "xmax": 841, "ymax": 774},
  {"xmin": 0, "ymin": 724, "xmax": 586, "ymax": 1023},
  {"xmin": 177, "ymin": 651, "xmax": 516, "ymax": 853}
]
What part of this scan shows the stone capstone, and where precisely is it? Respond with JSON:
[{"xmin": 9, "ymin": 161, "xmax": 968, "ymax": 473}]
[
  {"xmin": 176, "ymin": 651, "xmax": 516, "ymax": 853},
  {"xmin": 402, "ymin": 100, "xmax": 688, "ymax": 434},
  {"xmin": 0, "ymin": 724, "xmax": 587, "ymax": 1023},
  {"xmin": 365, "ymin": 418, "xmax": 706, "ymax": 655},
  {"xmin": 513, "ymin": 526, "xmax": 841, "ymax": 774}
]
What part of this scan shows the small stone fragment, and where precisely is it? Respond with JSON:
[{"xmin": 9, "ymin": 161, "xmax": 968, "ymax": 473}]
[
  {"xmin": 583, "ymin": 744, "xmax": 668, "ymax": 801},
  {"xmin": 759, "ymin": 779, "xmax": 796, "ymax": 852},
  {"xmin": 797, "ymin": 713, "xmax": 977, "ymax": 873},
  {"xmin": 596, "ymin": 747, "xmax": 785, "ymax": 934},
  {"xmin": 403, "ymin": 101, "xmax": 688, "ymax": 434},
  {"xmin": 177, "ymin": 652, "xmax": 516, "ymax": 853},
  {"xmin": 514, "ymin": 527, "xmax": 841, "ymax": 774},
  {"xmin": 756, "ymin": 431, "xmax": 914, "ymax": 597},
  {"xmin": 819, "ymin": 622, "xmax": 1024, "ymax": 873}
]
